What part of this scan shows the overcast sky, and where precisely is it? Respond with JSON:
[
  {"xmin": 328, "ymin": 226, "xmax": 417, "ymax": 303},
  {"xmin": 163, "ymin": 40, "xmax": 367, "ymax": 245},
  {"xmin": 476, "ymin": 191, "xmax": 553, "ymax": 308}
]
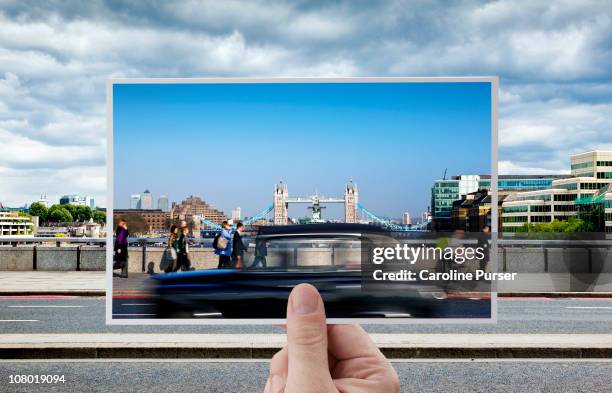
[{"xmin": 1, "ymin": 0, "xmax": 611, "ymax": 209}]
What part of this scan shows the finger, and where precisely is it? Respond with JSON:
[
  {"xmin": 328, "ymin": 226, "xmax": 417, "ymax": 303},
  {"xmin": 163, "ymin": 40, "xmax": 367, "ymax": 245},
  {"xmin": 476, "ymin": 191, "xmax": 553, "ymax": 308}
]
[
  {"xmin": 285, "ymin": 284, "xmax": 335, "ymax": 391},
  {"xmin": 268, "ymin": 347, "xmax": 288, "ymax": 393},
  {"xmin": 327, "ymin": 324, "xmax": 383, "ymax": 361}
]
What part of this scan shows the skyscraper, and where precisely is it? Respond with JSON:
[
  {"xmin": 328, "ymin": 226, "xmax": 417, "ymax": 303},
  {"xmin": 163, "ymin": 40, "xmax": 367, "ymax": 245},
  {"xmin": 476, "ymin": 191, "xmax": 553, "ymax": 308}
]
[
  {"xmin": 140, "ymin": 190, "xmax": 153, "ymax": 210},
  {"xmin": 158, "ymin": 195, "xmax": 169, "ymax": 212},
  {"xmin": 403, "ymin": 212, "xmax": 411, "ymax": 226},
  {"xmin": 130, "ymin": 194, "xmax": 141, "ymax": 209},
  {"xmin": 232, "ymin": 207, "xmax": 242, "ymax": 221}
]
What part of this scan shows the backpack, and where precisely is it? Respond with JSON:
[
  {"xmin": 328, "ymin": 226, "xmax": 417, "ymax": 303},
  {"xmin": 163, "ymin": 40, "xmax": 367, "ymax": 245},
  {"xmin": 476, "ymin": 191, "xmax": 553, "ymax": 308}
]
[{"xmin": 213, "ymin": 233, "xmax": 228, "ymax": 250}]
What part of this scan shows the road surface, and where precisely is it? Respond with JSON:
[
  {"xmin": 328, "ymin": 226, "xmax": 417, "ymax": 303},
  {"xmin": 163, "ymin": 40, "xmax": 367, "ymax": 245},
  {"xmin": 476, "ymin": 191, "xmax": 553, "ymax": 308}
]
[
  {"xmin": 1, "ymin": 359, "xmax": 611, "ymax": 392},
  {"xmin": 0, "ymin": 297, "xmax": 611, "ymax": 334}
]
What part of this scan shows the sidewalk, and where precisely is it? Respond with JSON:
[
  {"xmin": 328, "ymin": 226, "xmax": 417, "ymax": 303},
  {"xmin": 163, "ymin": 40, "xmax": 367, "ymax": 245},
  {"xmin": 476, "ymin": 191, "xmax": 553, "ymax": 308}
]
[
  {"xmin": 1, "ymin": 333, "xmax": 611, "ymax": 359},
  {"xmin": 0, "ymin": 271, "xmax": 106, "ymax": 295}
]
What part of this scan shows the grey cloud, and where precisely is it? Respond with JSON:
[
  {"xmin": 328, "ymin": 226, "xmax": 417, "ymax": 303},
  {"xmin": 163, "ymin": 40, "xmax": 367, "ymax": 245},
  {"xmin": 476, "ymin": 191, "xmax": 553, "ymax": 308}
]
[{"xmin": 0, "ymin": 0, "xmax": 611, "ymax": 204}]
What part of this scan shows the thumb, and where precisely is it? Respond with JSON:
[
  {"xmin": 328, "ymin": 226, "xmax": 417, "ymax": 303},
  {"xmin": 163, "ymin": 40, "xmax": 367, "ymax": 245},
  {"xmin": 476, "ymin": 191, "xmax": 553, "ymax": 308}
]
[{"xmin": 285, "ymin": 284, "xmax": 335, "ymax": 392}]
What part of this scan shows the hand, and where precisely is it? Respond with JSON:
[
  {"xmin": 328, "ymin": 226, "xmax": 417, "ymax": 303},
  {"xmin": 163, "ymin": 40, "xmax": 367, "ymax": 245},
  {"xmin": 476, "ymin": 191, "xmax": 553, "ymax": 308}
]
[
  {"xmin": 117, "ymin": 249, "xmax": 121, "ymax": 254},
  {"xmin": 264, "ymin": 284, "xmax": 399, "ymax": 393}
]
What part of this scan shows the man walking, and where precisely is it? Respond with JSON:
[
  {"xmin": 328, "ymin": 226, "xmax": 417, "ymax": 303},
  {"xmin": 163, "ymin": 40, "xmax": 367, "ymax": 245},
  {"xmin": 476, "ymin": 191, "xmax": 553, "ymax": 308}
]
[{"xmin": 232, "ymin": 222, "xmax": 246, "ymax": 268}]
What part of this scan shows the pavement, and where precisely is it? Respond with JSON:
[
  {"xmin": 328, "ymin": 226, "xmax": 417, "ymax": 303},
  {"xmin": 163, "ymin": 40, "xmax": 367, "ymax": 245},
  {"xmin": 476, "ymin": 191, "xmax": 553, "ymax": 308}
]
[
  {"xmin": 1, "ymin": 272, "xmax": 612, "ymax": 360},
  {"xmin": 1, "ymin": 360, "xmax": 612, "ymax": 392},
  {"xmin": 0, "ymin": 272, "xmax": 106, "ymax": 295},
  {"xmin": 1, "ymin": 297, "xmax": 612, "ymax": 359},
  {"xmin": 1, "ymin": 333, "xmax": 611, "ymax": 359}
]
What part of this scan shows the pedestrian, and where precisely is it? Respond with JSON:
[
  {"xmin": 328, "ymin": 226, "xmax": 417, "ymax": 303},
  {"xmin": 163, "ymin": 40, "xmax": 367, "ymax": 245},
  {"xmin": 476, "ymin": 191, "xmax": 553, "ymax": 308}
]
[
  {"xmin": 173, "ymin": 225, "xmax": 193, "ymax": 272},
  {"xmin": 113, "ymin": 219, "xmax": 129, "ymax": 278},
  {"xmin": 214, "ymin": 220, "xmax": 233, "ymax": 268},
  {"xmin": 161, "ymin": 224, "xmax": 179, "ymax": 273},
  {"xmin": 231, "ymin": 222, "xmax": 246, "ymax": 268}
]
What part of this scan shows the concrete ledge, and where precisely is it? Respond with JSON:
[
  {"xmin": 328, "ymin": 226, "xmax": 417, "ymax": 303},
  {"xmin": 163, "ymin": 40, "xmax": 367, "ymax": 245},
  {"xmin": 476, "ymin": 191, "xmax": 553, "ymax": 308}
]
[{"xmin": 1, "ymin": 334, "xmax": 611, "ymax": 359}]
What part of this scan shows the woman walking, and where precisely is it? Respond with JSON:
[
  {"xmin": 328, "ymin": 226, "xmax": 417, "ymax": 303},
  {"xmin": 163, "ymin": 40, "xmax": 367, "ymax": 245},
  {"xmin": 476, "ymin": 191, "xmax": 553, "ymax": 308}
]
[
  {"xmin": 214, "ymin": 221, "xmax": 233, "ymax": 268},
  {"xmin": 162, "ymin": 224, "xmax": 179, "ymax": 273},
  {"xmin": 113, "ymin": 219, "xmax": 129, "ymax": 278},
  {"xmin": 173, "ymin": 225, "xmax": 193, "ymax": 272}
]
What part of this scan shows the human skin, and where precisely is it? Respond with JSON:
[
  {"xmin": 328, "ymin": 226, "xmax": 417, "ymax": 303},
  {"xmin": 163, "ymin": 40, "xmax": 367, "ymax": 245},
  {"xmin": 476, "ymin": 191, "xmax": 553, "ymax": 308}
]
[{"xmin": 264, "ymin": 284, "xmax": 400, "ymax": 393}]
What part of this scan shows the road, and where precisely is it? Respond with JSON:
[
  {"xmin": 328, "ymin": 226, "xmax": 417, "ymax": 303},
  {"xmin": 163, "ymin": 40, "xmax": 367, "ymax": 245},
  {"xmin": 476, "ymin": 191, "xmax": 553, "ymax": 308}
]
[
  {"xmin": 0, "ymin": 297, "xmax": 611, "ymax": 333},
  {"xmin": 0, "ymin": 359, "xmax": 611, "ymax": 392}
]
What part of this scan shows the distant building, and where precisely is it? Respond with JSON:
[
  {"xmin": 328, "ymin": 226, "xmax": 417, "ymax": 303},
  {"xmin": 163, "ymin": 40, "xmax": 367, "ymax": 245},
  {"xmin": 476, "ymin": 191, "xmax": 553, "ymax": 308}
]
[
  {"xmin": 232, "ymin": 207, "xmax": 242, "ymax": 221},
  {"xmin": 431, "ymin": 174, "xmax": 570, "ymax": 231},
  {"xmin": 402, "ymin": 212, "xmax": 411, "ymax": 226},
  {"xmin": 114, "ymin": 209, "xmax": 170, "ymax": 234},
  {"xmin": 130, "ymin": 194, "xmax": 141, "ymax": 209},
  {"xmin": 158, "ymin": 195, "xmax": 169, "ymax": 212},
  {"xmin": 140, "ymin": 190, "xmax": 153, "ymax": 210},
  {"xmin": 36, "ymin": 194, "xmax": 51, "ymax": 208},
  {"xmin": 451, "ymin": 190, "xmax": 491, "ymax": 232},
  {"xmin": 60, "ymin": 194, "xmax": 94, "ymax": 209},
  {"xmin": 0, "ymin": 211, "xmax": 35, "ymax": 236},
  {"xmin": 171, "ymin": 195, "xmax": 227, "ymax": 228},
  {"xmin": 502, "ymin": 151, "xmax": 612, "ymax": 234}
]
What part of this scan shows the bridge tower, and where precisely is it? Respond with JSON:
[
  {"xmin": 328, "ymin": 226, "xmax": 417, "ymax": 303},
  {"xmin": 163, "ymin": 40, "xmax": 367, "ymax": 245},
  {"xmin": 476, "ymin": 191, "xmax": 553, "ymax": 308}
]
[
  {"xmin": 344, "ymin": 180, "xmax": 358, "ymax": 223},
  {"xmin": 274, "ymin": 181, "xmax": 289, "ymax": 225}
]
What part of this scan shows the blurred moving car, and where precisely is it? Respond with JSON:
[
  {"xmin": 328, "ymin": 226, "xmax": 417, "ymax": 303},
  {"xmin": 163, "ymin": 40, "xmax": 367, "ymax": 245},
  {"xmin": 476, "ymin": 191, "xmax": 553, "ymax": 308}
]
[{"xmin": 152, "ymin": 224, "xmax": 446, "ymax": 319}]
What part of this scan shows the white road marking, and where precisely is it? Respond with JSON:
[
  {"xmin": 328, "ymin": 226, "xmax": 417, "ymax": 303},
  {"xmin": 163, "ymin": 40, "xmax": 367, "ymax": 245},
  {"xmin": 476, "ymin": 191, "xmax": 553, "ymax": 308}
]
[
  {"xmin": 7, "ymin": 305, "xmax": 85, "ymax": 308},
  {"xmin": 565, "ymin": 306, "xmax": 612, "ymax": 309},
  {"xmin": 193, "ymin": 312, "xmax": 223, "ymax": 317},
  {"xmin": 0, "ymin": 320, "xmax": 39, "ymax": 322},
  {"xmin": 121, "ymin": 304, "xmax": 155, "ymax": 306}
]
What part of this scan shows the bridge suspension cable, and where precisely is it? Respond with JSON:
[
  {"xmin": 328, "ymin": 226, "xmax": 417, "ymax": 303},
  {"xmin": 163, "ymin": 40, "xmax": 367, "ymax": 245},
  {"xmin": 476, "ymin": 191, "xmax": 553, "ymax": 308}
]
[
  {"xmin": 357, "ymin": 203, "xmax": 429, "ymax": 231},
  {"xmin": 196, "ymin": 204, "xmax": 275, "ymax": 231}
]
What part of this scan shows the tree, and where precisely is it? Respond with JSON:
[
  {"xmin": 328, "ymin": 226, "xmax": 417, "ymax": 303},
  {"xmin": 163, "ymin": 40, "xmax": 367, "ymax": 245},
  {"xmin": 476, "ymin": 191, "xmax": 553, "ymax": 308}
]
[
  {"xmin": 62, "ymin": 204, "xmax": 77, "ymax": 220},
  {"xmin": 47, "ymin": 205, "xmax": 73, "ymax": 223},
  {"xmin": 92, "ymin": 211, "xmax": 106, "ymax": 224},
  {"xmin": 119, "ymin": 213, "xmax": 148, "ymax": 235},
  {"xmin": 519, "ymin": 217, "xmax": 595, "ymax": 233},
  {"xmin": 74, "ymin": 205, "xmax": 92, "ymax": 222},
  {"xmin": 29, "ymin": 202, "xmax": 48, "ymax": 222}
]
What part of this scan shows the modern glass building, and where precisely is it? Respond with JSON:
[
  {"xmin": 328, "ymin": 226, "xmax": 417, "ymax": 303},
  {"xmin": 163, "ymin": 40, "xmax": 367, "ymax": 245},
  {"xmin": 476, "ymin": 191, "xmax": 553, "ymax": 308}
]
[
  {"xmin": 431, "ymin": 174, "xmax": 569, "ymax": 231},
  {"xmin": 501, "ymin": 151, "xmax": 612, "ymax": 233}
]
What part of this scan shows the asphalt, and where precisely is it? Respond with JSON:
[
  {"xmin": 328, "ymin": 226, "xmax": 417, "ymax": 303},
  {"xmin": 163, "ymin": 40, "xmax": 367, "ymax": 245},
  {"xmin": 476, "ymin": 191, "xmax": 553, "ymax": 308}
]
[
  {"xmin": 1, "ymin": 297, "xmax": 612, "ymax": 334},
  {"xmin": 1, "ymin": 360, "xmax": 611, "ymax": 392}
]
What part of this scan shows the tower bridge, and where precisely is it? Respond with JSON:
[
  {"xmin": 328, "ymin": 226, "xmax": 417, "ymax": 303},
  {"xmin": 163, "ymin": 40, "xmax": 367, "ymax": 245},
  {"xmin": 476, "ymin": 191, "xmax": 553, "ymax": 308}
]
[
  {"xmin": 273, "ymin": 180, "xmax": 358, "ymax": 225},
  {"xmin": 196, "ymin": 180, "xmax": 429, "ymax": 231}
]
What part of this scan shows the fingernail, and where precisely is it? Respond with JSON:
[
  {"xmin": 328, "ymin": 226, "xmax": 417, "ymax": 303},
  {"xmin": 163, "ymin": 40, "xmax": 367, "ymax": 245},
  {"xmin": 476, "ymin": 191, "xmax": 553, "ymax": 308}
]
[
  {"xmin": 270, "ymin": 374, "xmax": 285, "ymax": 393},
  {"xmin": 291, "ymin": 284, "xmax": 319, "ymax": 315},
  {"xmin": 263, "ymin": 376, "xmax": 271, "ymax": 393}
]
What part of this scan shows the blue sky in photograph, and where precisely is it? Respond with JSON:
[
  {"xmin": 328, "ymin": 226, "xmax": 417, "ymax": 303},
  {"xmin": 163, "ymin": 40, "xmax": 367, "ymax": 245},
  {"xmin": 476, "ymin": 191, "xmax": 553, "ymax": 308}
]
[{"xmin": 113, "ymin": 82, "xmax": 491, "ymax": 219}]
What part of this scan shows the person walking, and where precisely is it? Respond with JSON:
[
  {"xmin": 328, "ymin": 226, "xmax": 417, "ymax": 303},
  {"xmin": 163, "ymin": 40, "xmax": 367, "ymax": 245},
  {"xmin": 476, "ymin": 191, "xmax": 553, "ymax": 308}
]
[
  {"xmin": 161, "ymin": 224, "xmax": 179, "ymax": 273},
  {"xmin": 113, "ymin": 219, "xmax": 129, "ymax": 278},
  {"xmin": 173, "ymin": 225, "xmax": 193, "ymax": 272},
  {"xmin": 214, "ymin": 220, "xmax": 233, "ymax": 268},
  {"xmin": 231, "ymin": 222, "xmax": 246, "ymax": 268}
]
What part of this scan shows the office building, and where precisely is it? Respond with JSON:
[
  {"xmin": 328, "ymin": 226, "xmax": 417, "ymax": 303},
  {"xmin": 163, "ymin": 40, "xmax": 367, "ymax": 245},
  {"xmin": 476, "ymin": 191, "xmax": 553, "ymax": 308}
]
[
  {"xmin": 140, "ymin": 190, "xmax": 153, "ymax": 210},
  {"xmin": 130, "ymin": 194, "xmax": 141, "ymax": 209},
  {"xmin": 232, "ymin": 207, "xmax": 242, "ymax": 221},
  {"xmin": 402, "ymin": 212, "xmax": 411, "ymax": 226},
  {"xmin": 60, "ymin": 194, "xmax": 95, "ymax": 209},
  {"xmin": 432, "ymin": 174, "xmax": 570, "ymax": 231},
  {"xmin": 0, "ymin": 211, "xmax": 35, "ymax": 236},
  {"xmin": 158, "ymin": 195, "xmax": 169, "ymax": 212},
  {"xmin": 501, "ymin": 151, "xmax": 612, "ymax": 233}
]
